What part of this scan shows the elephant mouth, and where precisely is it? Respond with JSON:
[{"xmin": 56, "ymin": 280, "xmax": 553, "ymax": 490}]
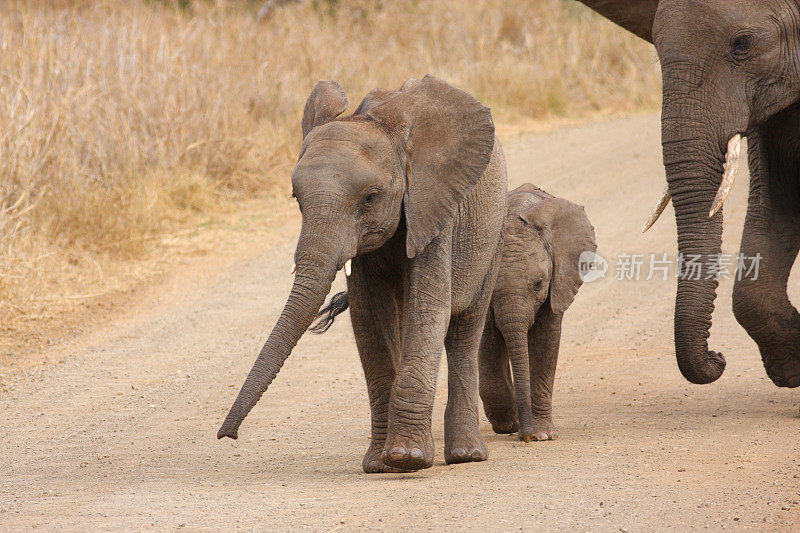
[
  {"xmin": 642, "ymin": 133, "xmax": 745, "ymax": 232},
  {"xmin": 358, "ymin": 229, "xmax": 390, "ymax": 252}
]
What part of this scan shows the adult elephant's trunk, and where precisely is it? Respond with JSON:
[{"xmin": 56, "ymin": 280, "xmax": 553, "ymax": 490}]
[
  {"xmin": 218, "ymin": 229, "xmax": 341, "ymax": 439},
  {"xmin": 661, "ymin": 110, "xmax": 727, "ymax": 384}
]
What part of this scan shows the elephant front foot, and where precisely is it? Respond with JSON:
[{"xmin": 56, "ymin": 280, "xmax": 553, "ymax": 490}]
[
  {"xmin": 444, "ymin": 427, "xmax": 488, "ymax": 465},
  {"xmin": 484, "ymin": 407, "xmax": 519, "ymax": 435},
  {"xmin": 762, "ymin": 345, "xmax": 800, "ymax": 388},
  {"xmin": 733, "ymin": 284, "xmax": 800, "ymax": 388},
  {"xmin": 381, "ymin": 432, "xmax": 434, "ymax": 471},
  {"xmin": 363, "ymin": 441, "xmax": 413, "ymax": 474},
  {"xmin": 519, "ymin": 416, "xmax": 558, "ymax": 443}
]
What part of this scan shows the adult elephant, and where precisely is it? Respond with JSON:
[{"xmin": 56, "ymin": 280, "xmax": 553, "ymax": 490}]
[{"xmin": 576, "ymin": 0, "xmax": 800, "ymax": 388}]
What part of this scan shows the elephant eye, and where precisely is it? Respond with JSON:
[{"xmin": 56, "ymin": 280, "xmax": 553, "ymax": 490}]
[
  {"xmin": 362, "ymin": 190, "xmax": 379, "ymax": 206},
  {"xmin": 730, "ymin": 33, "xmax": 753, "ymax": 59}
]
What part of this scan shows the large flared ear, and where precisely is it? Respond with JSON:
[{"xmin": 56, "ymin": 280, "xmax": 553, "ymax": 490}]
[
  {"xmin": 575, "ymin": 0, "xmax": 659, "ymax": 43},
  {"xmin": 521, "ymin": 198, "xmax": 597, "ymax": 315},
  {"xmin": 301, "ymin": 80, "xmax": 348, "ymax": 139},
  {"xmin": 365, "ymin": 75, "xmax": 495, "ymax": 258}
]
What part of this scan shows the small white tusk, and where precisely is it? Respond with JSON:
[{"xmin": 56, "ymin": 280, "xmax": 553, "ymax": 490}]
[
  {"xmin": 290, "ymin": 262, "xmax": 296, "ymax": 275},
  {"xmin": 709, "ymin": 134, "xmax": 743, "ymax": 218},
  {"xmin": 344, "ymin": 259, "xmax": 352, "ymax": 277},
  {"xmin": 642, "ymin": 185, "xmax": 672, "ymax": 233}
]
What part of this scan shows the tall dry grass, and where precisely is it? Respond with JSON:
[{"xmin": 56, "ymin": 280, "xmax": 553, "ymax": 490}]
[{"xmin": 0, "ymin": 0, "xmax": 660, "ymax": 332}]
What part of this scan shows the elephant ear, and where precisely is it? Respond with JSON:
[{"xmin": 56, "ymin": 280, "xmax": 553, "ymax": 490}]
[
  {"xmin": 353, "ymin": 88, "xmax": 400, "ymax": 116},
  {"xmin": 365, "ymin": 75, "xmax": 495, "ymax": 258},
  {"xmin": 301, "ymin": 80, "xmax": 348, "ymax": 138},
  {"xmin": 353, "ymin": 79, "xmax": 421, "ymax": 116},
  {"xmin": 521, "ymin": 198, "xmax": 596, "ymax": 315},
  {"xmin": 575, "ymin": 0, "xmax": 659, "ymax": 43},
  {"xmin": 399, "ymin": 77, "xmax": 421, "ymax": 91}
]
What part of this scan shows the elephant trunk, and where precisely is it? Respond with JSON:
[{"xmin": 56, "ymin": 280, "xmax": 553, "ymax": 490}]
[
  {"xmin": 494, "ymin": 301, "xmax": 534, "ymax": 437},
  {"xmin": 218, "ymin": 225, "xmax": 342, "ymax": 439},
  {"xmin": 662, "ymin": 113, "xmax": 727, "ymax": 384}
]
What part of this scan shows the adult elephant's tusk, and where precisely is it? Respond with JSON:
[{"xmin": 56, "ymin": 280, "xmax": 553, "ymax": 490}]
[
  {"xmin": 290, "ymin": 262, "xmax": 296, "ymax": 275},
  {"xmin": 641, "ymin": 185, "xmax": 671, "ymax": 233},
  {"xmin": 344, "ymin": 259, "xmax": 352, "ymax": 277},
  {"xmin": 709, "ymin": 134, "xmax": 743, "ymax": 218}
]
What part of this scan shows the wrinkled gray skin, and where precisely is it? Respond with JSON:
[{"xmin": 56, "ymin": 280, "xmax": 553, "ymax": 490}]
[
  {"xmin": 311, "ymin": 184, "xmax": 596, "ymax": 442},
  {"xmin": 218, "ymin": 75, "xmax": 508, "ymax": 473},
  {"xmin": 479, "ymin": 184, "xmax": 596, "ymax": 442},
  {"xmin": 578, "ymin": 0, "xmax": 800, "ymax": 387}
]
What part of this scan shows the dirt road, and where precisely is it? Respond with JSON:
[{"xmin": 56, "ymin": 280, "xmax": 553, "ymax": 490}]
[{"xmin": 2, "ymin": 115, "xmax": 799, "ymax": 531}]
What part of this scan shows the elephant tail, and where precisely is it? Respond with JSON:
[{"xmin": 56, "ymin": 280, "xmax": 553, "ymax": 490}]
[{"xmin": 309, "ymin": 291, "xmax": 349, "ymax": 334}]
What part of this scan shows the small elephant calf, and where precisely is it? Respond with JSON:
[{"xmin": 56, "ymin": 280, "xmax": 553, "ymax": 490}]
[{"xmin": 479, "ymin": 184, "xmax": 595, "ymax": 442}]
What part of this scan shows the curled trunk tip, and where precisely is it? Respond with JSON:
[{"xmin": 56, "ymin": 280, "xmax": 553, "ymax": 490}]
[
  {"xmin": 676, "ymin": 349, "xmax": 726, "ymax": 384},
  {"xmin": 662, "ymin": 120, "xmax": 727, "ymax": 386}
]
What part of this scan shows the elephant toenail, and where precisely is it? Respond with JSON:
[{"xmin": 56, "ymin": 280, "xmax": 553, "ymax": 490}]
[
  {"xmin": 471, "ymin": 449, "xmax": 483, "ymax": 460},
  {"xmin": 409, "ymin": 448, "xmax": 424, "ymax": 461},
  {"xmin": 367, "ymin": 461, "xmax": 380, "ymax": 471},
  {"xmin": 452, "ymin": 447, "xmax": 467, "ymax": 458},
  {"xmin": 388, "ymin": 446, "xmax": 407, "ymax": 460}
]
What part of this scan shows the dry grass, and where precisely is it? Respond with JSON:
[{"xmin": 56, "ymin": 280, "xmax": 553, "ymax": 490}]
[{"xmin": 0, "ymin": 0, "xmax": 660, "ymax": 336}]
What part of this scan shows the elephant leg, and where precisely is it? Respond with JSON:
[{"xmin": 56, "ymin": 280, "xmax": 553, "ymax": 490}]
[
  {"xmin": 347, "ymin": 258, "xmax": 409, "ymax": 473},
  {"xmin": 527, "ymin": 306, "xmax": 563, "ymax": 440},
  {"xmin": 733, "ymin": 218, "xmax": 800, "ymax": 388},
  {"xmin": 443, "ymin": 305, "xmax": 490, "ymax": 464},
  {"xmin": 478, "ymin": 309, "xmax": 519, "ymax": 434},
  {"xmin": 732, "ymin": 190, "xmax": 800, "ymax": 387},
  {"xmin": 382, "ymin": 234, "xmax": 452, "ymax": 471},
  {"xmin": 732, "ymin": 130, "xmax": 800, "ymax": 388}
]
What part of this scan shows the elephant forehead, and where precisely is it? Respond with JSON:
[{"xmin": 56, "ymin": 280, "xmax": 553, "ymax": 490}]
[
  {"xmin": 496, "ymin": 239, "xmax": 551, "ymax": 287},
  {"xmin": 303, "ymin": 121, "xmax": 393, "ymax": 155},
  {"xmin": 503, "ymin": 221, "xmax": 552, "ymax": 263},
  {"xmin": 502, "ymin": 226, "xmax": 547, "ymax": 255},
  {"xmin": 301, "ymin": 122, "xmax": 397, "ymax": 167},
  {"xmin": 293, "ymin": 148, "xmax": 370, "ymax": 186},
  {"xmin": 292, "ymin": 144, "xmax": 397, "ymax": 196},
  {"xmin": 654, "ymin": 0, "xmax": 773, "ymax": 41}
]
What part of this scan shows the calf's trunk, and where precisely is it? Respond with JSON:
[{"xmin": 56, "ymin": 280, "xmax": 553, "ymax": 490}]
[{"xmin": 218, "ymin": 247, "xmax": 338, "ymax": 439}]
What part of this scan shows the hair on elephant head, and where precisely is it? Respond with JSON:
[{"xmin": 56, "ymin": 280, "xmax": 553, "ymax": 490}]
[
  {"xmin": 576, "ymin": 0, "xmax": 800, "ymax": 387},
  {"xmin": 218, "ymin": 75, "xmax": 496, "ymax": 439}
]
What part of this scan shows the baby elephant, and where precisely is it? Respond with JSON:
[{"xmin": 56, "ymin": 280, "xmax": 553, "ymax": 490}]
[{"xmin": 479, "ymin": 184, "xmax": 595, "ymax": 442}]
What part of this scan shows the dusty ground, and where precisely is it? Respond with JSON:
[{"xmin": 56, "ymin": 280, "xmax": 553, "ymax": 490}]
[{"xmin": 1, "ymin": 115, "xmax": 799, "ymax": 531}]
